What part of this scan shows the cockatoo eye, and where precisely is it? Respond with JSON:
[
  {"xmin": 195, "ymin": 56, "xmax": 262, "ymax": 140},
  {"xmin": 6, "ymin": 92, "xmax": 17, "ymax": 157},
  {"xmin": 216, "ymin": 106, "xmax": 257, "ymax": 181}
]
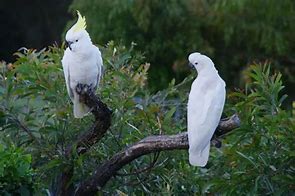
[
  {"xmin": 76, "ymin": 39, "xmax": 78, "ymax": 42},
  {"xmin": 195, "ymin": 62, "xmax": 198, "ymax": 65}
]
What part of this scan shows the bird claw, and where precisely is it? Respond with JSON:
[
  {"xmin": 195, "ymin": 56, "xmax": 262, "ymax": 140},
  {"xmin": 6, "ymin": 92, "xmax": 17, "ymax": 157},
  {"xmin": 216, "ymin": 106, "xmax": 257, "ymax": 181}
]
[
  {"xmin": 76, "ymin": 83, "xmax": 94, "ymax": 95},
  {"xmin": 75, "ymin": 83, "xmax": 84, "ymax": 94},
  {"xmin": 86, "ymin": 83, "xmax": 94, "ymax": 94}
]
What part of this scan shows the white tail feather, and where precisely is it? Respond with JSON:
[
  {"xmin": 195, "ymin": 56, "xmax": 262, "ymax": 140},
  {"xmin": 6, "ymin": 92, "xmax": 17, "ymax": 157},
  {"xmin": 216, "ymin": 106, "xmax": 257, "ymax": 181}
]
[
  {"xmin": 189, "ymin": 142, "xmax": 210, "ymax": 167},
  {"xmin": 73, "ymin": 97, "xmax": 90, "ymax": 118}
]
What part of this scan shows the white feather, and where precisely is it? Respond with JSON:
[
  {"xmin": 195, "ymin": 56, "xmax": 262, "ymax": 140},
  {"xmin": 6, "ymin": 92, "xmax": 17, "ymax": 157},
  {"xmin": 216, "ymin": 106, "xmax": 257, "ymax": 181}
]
[{"xmin": 187, "ymin": 52, "xmax": 226, "ymax": 166}]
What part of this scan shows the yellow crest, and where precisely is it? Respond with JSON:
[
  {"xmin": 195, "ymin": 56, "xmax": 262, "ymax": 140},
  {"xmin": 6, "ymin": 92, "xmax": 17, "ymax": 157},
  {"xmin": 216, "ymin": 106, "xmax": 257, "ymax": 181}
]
[{"xmin": 72, "ymin": 10, "xmax": 86, "ymax": 32}]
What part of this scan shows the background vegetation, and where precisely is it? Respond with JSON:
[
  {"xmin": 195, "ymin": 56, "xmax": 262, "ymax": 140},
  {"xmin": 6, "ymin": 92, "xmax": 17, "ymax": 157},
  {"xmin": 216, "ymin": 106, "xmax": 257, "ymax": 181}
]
[
  {"xmin": 0, "ymin": 43, "xmax": 294, "ymax": 194},
  {"xmin": 69, "ymin": 0, "xmax": 295, "ymax": 95},
  {"xmin": 0, "ymin": 0, "xmax": 294, "ymax": 195}
]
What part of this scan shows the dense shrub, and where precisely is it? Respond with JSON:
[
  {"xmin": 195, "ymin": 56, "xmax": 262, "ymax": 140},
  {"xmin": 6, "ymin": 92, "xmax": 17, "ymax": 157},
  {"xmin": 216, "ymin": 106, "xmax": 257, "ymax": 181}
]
[{"xmin": 0, "ymin": 144, "xmax": 34, "ymax": 195}]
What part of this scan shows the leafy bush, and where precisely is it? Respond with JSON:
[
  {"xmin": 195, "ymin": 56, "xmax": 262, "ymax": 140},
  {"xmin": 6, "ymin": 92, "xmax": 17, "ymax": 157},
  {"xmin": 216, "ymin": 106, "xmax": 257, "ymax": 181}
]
[
  {"xmin": 0, "ymin": 144, "xmax": 34, "ymax": 195},
  {"xmin": 0, "ymin": 44, "xmax": 294, "ymax": 194}
]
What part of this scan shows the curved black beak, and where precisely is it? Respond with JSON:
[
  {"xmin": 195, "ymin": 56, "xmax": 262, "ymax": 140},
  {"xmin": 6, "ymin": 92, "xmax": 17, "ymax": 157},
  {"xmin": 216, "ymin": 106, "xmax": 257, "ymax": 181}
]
[
  {"xmin": 66, "ymin": 41, "xmax": 73, "ymax": 50},
  {"xmin": 188, "ymin": 62, "xmax": 194, "ymax": 69}
]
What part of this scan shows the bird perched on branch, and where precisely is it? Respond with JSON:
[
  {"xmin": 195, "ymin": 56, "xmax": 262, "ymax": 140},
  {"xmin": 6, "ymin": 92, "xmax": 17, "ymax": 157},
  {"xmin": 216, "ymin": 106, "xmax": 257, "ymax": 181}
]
[
  {"xmin": 187, "ymin": 52, "xmax": 226, "ymax": 166},
  {"xmin": 62, "ymin": 11, "xmax": 103, "ymax": 118}
]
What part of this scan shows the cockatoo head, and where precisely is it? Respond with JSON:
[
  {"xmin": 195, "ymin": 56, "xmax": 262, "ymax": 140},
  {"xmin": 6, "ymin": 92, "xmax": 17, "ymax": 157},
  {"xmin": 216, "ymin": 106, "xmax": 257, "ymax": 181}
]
[
  {"xmin": 188, "ymin": 52, "xmax": 215, "ymax": 72},
  {"xmin": 65, "ymin": 11, "xmax": 92, "ymax": 53}
]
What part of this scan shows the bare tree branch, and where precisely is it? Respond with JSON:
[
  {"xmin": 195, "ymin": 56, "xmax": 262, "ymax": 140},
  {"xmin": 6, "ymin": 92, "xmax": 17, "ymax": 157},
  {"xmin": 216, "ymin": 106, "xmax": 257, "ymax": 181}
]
[
  {"xmin": 75, "ymin": 114, "xmax": 240, "ymax": 195},
  {"xmin": 59, "ymin": 85, "xmax": 112, "ymax": 195},
  {"xmin": 65, "ymin": 85, "xmax": 112, "ymax": 157}
]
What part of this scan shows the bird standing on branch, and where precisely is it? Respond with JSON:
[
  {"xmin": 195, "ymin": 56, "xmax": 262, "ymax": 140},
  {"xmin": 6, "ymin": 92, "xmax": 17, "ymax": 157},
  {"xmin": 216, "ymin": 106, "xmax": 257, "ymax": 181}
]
[
  {"xmin": 187, "ymin": 52, "xmax": 226, "ymax": 166},
  {"xmin": 62, "ymin": 11, "xmax": 103, "ymax": 118}
]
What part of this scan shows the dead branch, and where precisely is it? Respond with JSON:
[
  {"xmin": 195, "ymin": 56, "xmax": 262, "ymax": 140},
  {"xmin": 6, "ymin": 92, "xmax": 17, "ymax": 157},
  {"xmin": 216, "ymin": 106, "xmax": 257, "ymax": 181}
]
[{"xmin": 75, "ymin": 114, "xmax": 240, "ymax": 195}]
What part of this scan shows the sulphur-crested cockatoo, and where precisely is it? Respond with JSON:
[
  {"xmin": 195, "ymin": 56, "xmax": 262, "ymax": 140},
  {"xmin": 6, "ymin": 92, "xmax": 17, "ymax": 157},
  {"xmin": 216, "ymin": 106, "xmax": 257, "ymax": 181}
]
[
  {"xmin": 62, "ymin": 11, "xmax": 103, "ymax": 118},
  {"xmin": 187, "ymin": 52, "xmax": 226, "ymax": 166}
]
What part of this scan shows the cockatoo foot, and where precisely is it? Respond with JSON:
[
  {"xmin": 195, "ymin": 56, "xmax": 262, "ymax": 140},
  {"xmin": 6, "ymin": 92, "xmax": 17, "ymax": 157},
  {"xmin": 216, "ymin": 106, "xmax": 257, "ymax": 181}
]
[
  {"xmin": 76, "ymin": 83, "xmax": 94, "ymax": 94},
  {"xmin": 76, "ymin": 83, "xmax": 88, "ymax": 102},
  {"xmin": 86, "ymin": 83, "xmax": 95, "ymax": 94},
  {"xmin": 76, "ymin": 83, "xmax": 96, "ymax": 103},
  {"xmin": 75, "ymin": 83, "xmax": 85, "ymax": 94}
]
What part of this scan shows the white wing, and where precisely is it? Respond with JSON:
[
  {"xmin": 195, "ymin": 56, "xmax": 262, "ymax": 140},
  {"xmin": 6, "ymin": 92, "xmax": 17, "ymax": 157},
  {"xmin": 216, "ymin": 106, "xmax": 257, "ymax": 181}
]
[
  {"xmin": 93, "ymin": 46, "xmax": 103, "ymax": 90},
  {"xmin": 61, "ymin": 49, "xmax": 74, "ymax": 100},
  {"xmin": 187, "ymin": 76, "xmax": 225, "ymax": 166}
]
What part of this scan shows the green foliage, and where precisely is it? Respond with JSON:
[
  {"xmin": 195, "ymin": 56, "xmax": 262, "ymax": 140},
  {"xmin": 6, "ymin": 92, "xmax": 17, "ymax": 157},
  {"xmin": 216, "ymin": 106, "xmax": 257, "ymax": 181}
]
[
  {"xmin": 0, "ymin": 45, "xmax": 294, "ymax": 194},
  {"xmin": 0, "ymin": 144, "xmax": 34, "ymax": 195},
  {"xmin": 68, "ymin": 0, "xmax": 295, "ymax": 92},
  {"xmin": 0, "ymin": 46, "xmax": 79, "ymax": 192}
]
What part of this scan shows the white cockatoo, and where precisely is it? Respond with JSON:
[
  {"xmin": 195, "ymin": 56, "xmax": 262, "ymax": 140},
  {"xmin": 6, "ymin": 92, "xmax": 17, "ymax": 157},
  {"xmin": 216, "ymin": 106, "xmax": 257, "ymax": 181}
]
[
  {"xmin": 62, "ymin": 11, "xmax": 103, "ymax": 118},
  {"xmin": 187, "ymin": 52, "xmax": 226, "ymax": 166}
]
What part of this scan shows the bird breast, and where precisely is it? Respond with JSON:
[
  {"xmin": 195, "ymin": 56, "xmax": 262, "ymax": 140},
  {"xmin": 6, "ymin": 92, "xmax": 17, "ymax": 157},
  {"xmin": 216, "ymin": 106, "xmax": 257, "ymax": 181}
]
[{"xmin": 68, "ymin": 52, "xmax": 98, "ymax": 85}]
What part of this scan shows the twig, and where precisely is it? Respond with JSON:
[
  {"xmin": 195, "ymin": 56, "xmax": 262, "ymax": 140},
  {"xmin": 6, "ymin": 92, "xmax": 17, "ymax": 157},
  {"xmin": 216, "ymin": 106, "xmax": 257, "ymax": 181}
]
[
  {"xmin": 6, "ymin": 114, "xmax": 40, "ymax": 144},
  {"xmin": 116, "ymin": 152, "xmax": 160, "ymax": 176}
]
